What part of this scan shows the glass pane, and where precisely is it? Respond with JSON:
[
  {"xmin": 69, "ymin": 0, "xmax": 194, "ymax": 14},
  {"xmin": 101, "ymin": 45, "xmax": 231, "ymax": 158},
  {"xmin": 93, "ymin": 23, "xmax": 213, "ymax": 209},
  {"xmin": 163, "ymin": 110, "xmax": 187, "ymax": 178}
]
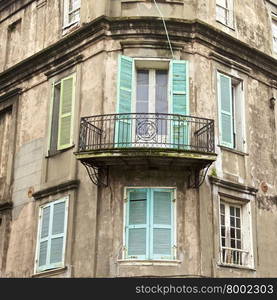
[
  {"xmin": 69, "ymin": 10, "xmax": 80, "ymax": 24},
  {"xmin": 236, "ymin": 207, "xmax": 240, "ymax": 217},
  {"xmin": 230, "ymin": 228, "xmax": 235, "ymax": 238},
  {"xmin": 69, "ymin": 0, "xmax": 80, "ymax": 11},
  {"xmin": 230, "ymin": 206, "xmax": 235, "ymax": 216},
  {"xmin": 221, "ymin": 227, "xmax": 225, "ymax": 237},
  {"xmin": 221, "ymin": 237, "xmax": 226, "ymax": 247},
  {"xmin": 220, "ymin": 203, "xmax": 225, "ymax": 214},
  {"xmin": 156, "ymin": 70, "xmax": 168, "ymax": 136},
  {"xmin": 236, "ymin": 218, "xmax": 241, "ymax": 228},
  {"xmin": 236, "ymin": 229, "xmax": 241, "ymax": 239},
  {"xmin": 231, "ymin": 239, "xmax": 235, "ymax": 248},
  {"xmin": 237, "ymin": 241, "xmax": 241, "ymax": 249},
  {"xmin": 216, "ymin": 6, "xmax": 228, "ymax": 24},
  {"xmin": 217, "ymin": 0, "xmax": 227, "ymax": 8},
  {"xmin": 155, "ymin": 70, "xmax": 168, "ymax": 114},
  {"xmin": 136, "ymin": 70, "xmax": 149, "ymax": 113},
  {"xmin": 230, "ymin": 216, "xmax": 235, "ymax": 227}
]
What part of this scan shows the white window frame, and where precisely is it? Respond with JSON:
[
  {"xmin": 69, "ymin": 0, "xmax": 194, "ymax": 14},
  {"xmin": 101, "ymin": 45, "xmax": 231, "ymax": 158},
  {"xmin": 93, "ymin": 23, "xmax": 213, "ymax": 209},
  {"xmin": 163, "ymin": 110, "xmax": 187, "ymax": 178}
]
[
  {"xmin": 34, "ymin": 196, "xmax": 69, "ymax": 273},
  {"xmin": 63, "ymin": 0, "xmax": 81, "ymax": 29},
  {"xmin": 219, "ymin": 198, "xmax": 254, "ymax": 269},
  {"xmin": 216, "ymin": 0, "xmax": 234, "ymax": 29},
  {"xmin": 122, "ymin": 187, "xmax": 177, "ymax": 261},
  {"xmin": 272, "ymin": 13, "xmax": 277, "ymax": 53},
  {"xmin": 231, "ymin": 77, "xmax": 245, "ymax": 152}
]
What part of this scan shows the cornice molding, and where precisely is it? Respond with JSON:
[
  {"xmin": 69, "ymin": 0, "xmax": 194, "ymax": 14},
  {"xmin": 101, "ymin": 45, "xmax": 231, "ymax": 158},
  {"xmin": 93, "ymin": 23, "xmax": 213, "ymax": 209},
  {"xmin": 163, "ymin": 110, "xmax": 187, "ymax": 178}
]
[
  {"xmin": 0, "ymin": 16, "xmax": 276, "ymax": 94},
  {"xmin": 209, "ymin": 176, "xmax": 258, "ymax": 196},
  {"xmin": 0, "ymin": 88, "xmax": 22, "ymax": 103},
  {"xmin": 33, "ymin": 179, "xmax": 80, "ymax": 200},
  {"xmin": 0, "ymin": 201, "xmax": 13, "ymax": 212}
]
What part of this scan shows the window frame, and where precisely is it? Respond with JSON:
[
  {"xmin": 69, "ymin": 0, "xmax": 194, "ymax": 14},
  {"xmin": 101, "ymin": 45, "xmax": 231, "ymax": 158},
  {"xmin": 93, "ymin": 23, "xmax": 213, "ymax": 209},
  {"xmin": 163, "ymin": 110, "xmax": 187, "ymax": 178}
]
[
  {"xmin": 216, "ymin": 0, "xmax": 234, "ymax": 29},
  {"xmin": 123, "ymin": 187, "xmax": 177, "ymax": 261},
  {"xmin": 63, "ymin": 0, "xmax": 81, "ymax": 30},
  {"xmin": 272, "ymin": 13, "xmax": 277, "ymax": 53},
  {"xmin": 218, "ymin": 198, "xmax": 254, "ymax": 269},
  {"xmin": 34, "ymin": 196, "xmax": 69, "ymax": 273}
]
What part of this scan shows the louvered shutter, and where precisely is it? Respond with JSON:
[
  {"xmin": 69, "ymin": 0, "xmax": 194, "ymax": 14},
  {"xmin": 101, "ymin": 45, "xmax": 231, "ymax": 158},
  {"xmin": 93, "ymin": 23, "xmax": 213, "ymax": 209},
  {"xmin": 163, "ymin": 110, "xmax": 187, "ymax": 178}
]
[
  {"xmin": 57, "ymin": 75, "xmax": 75, "ymax": 150},
  {"xmin": 126, "ymin": 189, "xmax": 148, "ymax": 259},
  {"xmin": 49, "ymin": 201, "xmax": 66, "ymax": 265},
  {"xmin": 116, "ymin": 55, "xmax": 133, "ymax": 147},
  {"xmin": 151, "ymin": 189, "xmax": 173, "ymax": 260},
  {"xmin": 38, "ymin": 206, "xmax": 50, "ymax": 269},
  {"xmin": 36, "ymin": 197, "xmax": 68, "ymax": 272},
  {"xmin": 170, "ymin": 60, "xmax": 189, "ymax": 149},
  {"xmin": 218, "ymin": 73, "xmax": 233, "ymax": 148}
]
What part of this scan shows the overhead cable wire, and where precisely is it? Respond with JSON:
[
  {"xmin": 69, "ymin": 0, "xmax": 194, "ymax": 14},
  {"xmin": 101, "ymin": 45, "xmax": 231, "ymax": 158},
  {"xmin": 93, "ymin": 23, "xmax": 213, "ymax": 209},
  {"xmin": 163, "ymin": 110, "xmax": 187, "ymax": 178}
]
[{"xmin": 153, "ymin": 0, "xmax": 175, "ymax": 59}]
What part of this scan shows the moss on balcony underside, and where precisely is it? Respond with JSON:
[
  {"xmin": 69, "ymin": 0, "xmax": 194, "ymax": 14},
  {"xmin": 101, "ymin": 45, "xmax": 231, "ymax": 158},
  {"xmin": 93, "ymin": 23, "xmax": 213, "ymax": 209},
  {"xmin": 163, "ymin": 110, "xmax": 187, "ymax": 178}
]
[{"xmin": 75, "ymin": 148, "xmax": 217, "ymax": 168}]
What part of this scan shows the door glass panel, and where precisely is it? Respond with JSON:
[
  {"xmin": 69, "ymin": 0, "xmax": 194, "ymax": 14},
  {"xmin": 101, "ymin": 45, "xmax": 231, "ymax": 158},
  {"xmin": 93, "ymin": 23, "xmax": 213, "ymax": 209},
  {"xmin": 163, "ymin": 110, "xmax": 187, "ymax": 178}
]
[
  {"xmin": 136, "ymin": 70, "xmax": 149, "ymax": 114},
  {"xmin": 155, "ymin": 70, "xmax": 168, "ymax": 136}
]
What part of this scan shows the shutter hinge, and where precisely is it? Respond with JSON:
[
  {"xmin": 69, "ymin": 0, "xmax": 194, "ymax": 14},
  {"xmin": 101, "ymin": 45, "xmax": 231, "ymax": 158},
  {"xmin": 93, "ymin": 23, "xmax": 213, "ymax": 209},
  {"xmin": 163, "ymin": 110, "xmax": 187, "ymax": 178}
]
[
  {"xmin": 172, "ymin": 198, "xmax": 176, "ymax": 202},
  {"xmin": 124, "ymin": 198, "xmax": 128, "ymax": 203}
]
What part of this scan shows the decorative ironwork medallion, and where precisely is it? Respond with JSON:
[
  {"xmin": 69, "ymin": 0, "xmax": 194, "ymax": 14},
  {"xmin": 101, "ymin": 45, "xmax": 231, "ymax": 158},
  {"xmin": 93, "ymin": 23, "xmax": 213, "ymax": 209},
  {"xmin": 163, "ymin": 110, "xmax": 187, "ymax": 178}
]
[{"xmin": 136, "ymin": 120, "xmax": 157, "ymax": 142}]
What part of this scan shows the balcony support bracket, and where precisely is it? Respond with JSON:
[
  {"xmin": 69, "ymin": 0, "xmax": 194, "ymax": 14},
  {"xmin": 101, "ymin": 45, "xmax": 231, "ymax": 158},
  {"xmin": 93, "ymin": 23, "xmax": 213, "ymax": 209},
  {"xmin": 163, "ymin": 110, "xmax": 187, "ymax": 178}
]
[
  {"xmin": 188, "ymin": 163, "xmax": 212, "ymax": 189},
  {"xmin": 81, "ymin": 161, "xmax": 108, "ymax": 187}
]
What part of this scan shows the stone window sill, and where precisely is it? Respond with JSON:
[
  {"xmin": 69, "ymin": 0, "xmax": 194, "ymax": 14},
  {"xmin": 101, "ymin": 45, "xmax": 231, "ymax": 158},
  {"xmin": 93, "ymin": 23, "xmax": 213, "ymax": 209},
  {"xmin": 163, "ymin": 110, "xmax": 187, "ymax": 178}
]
[
  {"xmin": 32, "ymin": 266, "xmax": 67, "ymax": 278},
  {"xmin": 117, "ymin": 259, "xmax": 182, "ymax": 266},
  {"xmin": 218, "ymin": 263, "xmax": 256, "ymax": 272},
  {"xmin": 219, "ymin": 145, "xmax": 249, "ymax": 156},
  {"xmin": 216, "ymin": 20, "xmax": 235, "ymax": 31}
]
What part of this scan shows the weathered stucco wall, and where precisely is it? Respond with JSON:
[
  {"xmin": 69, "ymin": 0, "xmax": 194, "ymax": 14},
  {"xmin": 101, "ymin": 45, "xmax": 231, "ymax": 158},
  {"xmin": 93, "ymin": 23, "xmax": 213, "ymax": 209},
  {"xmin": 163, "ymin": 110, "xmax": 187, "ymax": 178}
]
[{"xmin": 0, "ymin": 1, "xmax": 276, "ymax": 278}]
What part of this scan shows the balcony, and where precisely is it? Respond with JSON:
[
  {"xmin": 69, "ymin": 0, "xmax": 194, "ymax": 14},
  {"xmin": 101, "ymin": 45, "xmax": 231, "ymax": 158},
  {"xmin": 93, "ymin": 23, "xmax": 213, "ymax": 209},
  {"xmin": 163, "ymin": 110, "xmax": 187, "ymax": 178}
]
[{"xmin": 75, "ymin": 113, "xmax": 216, "ymax": 171}]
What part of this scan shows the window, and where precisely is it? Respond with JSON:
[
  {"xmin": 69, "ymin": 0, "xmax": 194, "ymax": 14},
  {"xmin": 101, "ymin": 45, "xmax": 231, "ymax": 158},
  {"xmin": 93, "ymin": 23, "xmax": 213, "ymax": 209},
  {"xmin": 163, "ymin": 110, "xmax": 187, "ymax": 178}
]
[
  {"xmin": 35, "ymin": 197, "xmax": 69, "ymax": 273},
  {"xmin": 116, "ymin": 56, "xmax": 189, "ymax": 148},
  {"xmin": 219, "ymin": 200, "xmax": 253, "ymax": 268},
  {"xmin": 63, "ymin": 0, "xmax": 80, "ymax": 28},
  {"xmin": 124, "ymin": 188, "xmax": 176, "ymax": 260},
  {"xmin": 217, "ymin": 72, "xmax": 244, "ymax": 151},
  {"xmin": 0, "ymin": 108, "xmax": 12, "ymax": 180},
  {"xmin": 48, "ymin": 74, "xmax": 75, "ymax": 155},
  {"xmin": 272, "ymin": 14, "xmax": 277, "ymax": 53},
  {"xmin": 216, "ymin": 0, "xmax": 234, "ymax": 28}
]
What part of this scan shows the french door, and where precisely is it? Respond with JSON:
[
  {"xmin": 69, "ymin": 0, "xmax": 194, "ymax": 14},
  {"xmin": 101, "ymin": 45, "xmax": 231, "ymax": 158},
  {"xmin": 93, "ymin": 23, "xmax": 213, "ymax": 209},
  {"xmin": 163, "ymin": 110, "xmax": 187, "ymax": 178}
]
[{"xmin": 134, "ymin": 69, "xmax": 169, "ymax": 147}]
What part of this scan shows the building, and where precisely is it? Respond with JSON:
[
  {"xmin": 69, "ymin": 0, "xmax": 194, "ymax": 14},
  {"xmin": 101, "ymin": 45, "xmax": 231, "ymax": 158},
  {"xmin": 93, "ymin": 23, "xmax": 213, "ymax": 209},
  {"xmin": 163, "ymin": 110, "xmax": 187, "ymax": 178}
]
[{"xmin": 0, "ymin": 0, "xmax": 276, "ymax": 278}]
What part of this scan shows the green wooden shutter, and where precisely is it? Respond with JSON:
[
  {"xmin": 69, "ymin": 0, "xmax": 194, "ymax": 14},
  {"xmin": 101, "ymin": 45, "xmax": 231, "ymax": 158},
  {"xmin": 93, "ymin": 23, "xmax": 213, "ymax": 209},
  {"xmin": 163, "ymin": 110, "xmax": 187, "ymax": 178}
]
[
  {"xmin": 126, "ymin": 189, "xmax": 148, "ymax": 259},
  {"xmin": 116, "ymin": 55, "xmax": 133, "ymax": 147},
  {"xmin": 170, "ymin": 60, "xmax": 189, "ymax": 149},
  {"xmin": 151, "ymin": 189, "xmax": 174, "ymax": 260},
  {"xmin": 57, "ymin": 75, "xmax": 75, "ymax": 150},
  {"xmin": 218, "ymin": 72, "xmax": 233, "ymax": 148}
]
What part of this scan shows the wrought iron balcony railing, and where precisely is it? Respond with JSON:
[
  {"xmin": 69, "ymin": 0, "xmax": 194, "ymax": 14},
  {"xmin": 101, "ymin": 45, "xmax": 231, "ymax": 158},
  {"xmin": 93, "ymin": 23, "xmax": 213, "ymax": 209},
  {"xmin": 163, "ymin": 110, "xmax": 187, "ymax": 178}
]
[{"xmin": 78, "ymin": 113, "xmax": 215, "ymax": 153}]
